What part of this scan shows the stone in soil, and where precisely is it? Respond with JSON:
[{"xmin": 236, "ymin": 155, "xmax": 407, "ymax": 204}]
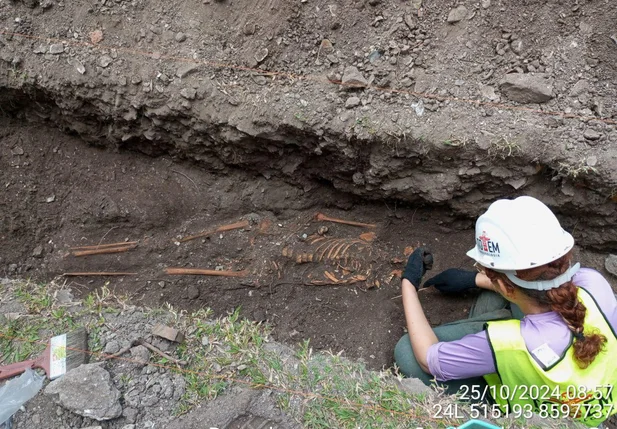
[
  {"xmin": 49, "ymin": 44, "xmax": 64, "ymax": 54},
  {"xmin": 447, "ymin": 6, "xmax": 467, "ymax": 23},
  {"xmin": 104, "ymin": 339, "xmax": 120, "ymax": 354},
  {"xmin": 167, "ymin": 386, "xmax": 300, "ymax": 429},
  {"xmin": 89, "ymin": 30, "xmax": 104, "ymax": 44},
  {"xmin": 122, "ymin": 407, "xmax": 139, "ymax": 423},
  {"xmin": 606, "ymin": 255, "xmax": 617, "ymax": 277},
  {"xmin": 68, "ymin": 58, "xmax": 86, "ymax": 74},
  {"xmin": 499, "ymin": 73, "xmax": 553, "ymax": 104},
  {"xmin": 130, "ymin": 345, "xmax": 151, "ymax": 366},
  {"xmin": 341, "ymin": 66, "xmax": 368, "ymax": 88},
  {"xmin": 180, "ymin": 88, "xmax": 197, "ymax": 100},
  {"xmin": 99, "ymin": 56, "xmax": 113, "ymax": 68},
  {"xmin": 570, "ymin": 80, "xmax": 591, "ymax": 97},
  {"xmin": 510, "ymin": 39, "xmax": 523, "ymax": 54},
  {"xmin": 397, "ymin": 377, "xmax": 432, "ymax": 395},
  {"xmin": 55, "ymin": 289, "xmax": 74, "ymax": 305},
  {"xmin": 187, "ymin": 285, "xmax": 200, "ymax": 299},
  {"xmin": 583, "ymin": 129, "xmax": 601, "ymax": 141},
  {"xmin": 228, "ymin": 415, "xmax": 283, "ymax": 429},
  {"xmin": 45, "ymin": 364, "xmax": 122, "ymax": 421},
  {"xmin": 345, "ymin": 96, "xmax": 361, "ymax": 109},
  {"xmin": 176, "ymin": 63, "xmax": 199, "ymax": 79},
  {"xmin": 479, "ymin": 84, "xmax": 498, "ymax": 101},
  {"xmin": 404, "ymin": 14, "xmax": 416, "ymax": 30}
]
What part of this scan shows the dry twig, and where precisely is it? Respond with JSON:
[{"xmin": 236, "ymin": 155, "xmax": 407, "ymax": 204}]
[
  {"xmin": 137, "ymin": 339, "xmax": 187, "ymax": 366},
  {"xmin": 102, "ymin": 339, "xmax": 187, "ymax": 366}
]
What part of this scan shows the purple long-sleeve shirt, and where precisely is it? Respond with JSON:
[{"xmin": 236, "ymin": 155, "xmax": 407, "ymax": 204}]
[{"xmin": 427, "ymin": 268, "xmax": 617, "ymax": 381}]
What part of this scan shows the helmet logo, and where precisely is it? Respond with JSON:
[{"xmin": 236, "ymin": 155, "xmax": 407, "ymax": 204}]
[{"xmin": 477, "ymin": 231, "xmax": 500, "ymax": 256}]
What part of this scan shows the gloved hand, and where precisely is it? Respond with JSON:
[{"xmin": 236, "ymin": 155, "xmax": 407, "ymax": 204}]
[
  {"xmin": 402, "ymin": 247, "xmax": 433, "ymax": 289},
  {"xmin": 423, "ymin": 269, "xmax": 478, "ymax": 293}
]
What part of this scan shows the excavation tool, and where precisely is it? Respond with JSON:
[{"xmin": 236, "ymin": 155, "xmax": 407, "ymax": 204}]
[{"xmin": 0, "ymin": 329, "xmax": 88, "ymax": 381}]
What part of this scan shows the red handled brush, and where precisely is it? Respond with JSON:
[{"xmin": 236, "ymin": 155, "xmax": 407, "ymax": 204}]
[{"xmin": 0, "ymin": 329, "xmax": 88, "ymax": 380}]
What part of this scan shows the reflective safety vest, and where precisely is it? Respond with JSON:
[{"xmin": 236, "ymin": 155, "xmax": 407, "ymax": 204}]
[{"xmin": 484, "ymin": 288, "xmax": 617, "ymax": 427}]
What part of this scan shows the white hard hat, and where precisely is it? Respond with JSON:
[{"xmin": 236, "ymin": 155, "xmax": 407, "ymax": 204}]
[{"xmin": 466, "ymin": 196, "xmax": 574, "ymax": 272}]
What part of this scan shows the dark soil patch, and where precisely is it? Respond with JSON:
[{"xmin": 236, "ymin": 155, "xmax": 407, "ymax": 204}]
[{"xmin": 0, "ymin": 118, "xmax": 612, "ymax": 370}]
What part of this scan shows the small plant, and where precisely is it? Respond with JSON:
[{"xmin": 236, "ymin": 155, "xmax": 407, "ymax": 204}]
[
  {"xmin": 8, "ymin": 66, "xmax": 29, "ymax": 85},
  {"xmin": 443, "ymin": 136, "xmax": 468, "ymax": 148},
  {"xmin": 119, "ymin": 373, "xmax": 132, "ymax": 386},
  {"xmin": 83, "ymin": 284, "xmax": 130, "ymax": 314},
  {"xmin": 355, "ymin": 116, "xmax": 378, "ymax": 134},
  {"xmin": 51, "ymin": 307, "xmax": 77, "ymax": 330},
  {"xmin": 87, "ymin": 324, "xmax": 104, "ymax": 353},
  {"xmin": 488, "ymin": 136, "xmax": 521, "ymax": 159},
  {"xmin": 14, "ymin": 281, "xmax": 52, "ymax": 314},
  {"xmin": 294, "ymin": 112, "xmax": 308, "ymax": 123},
  {"xmin": 0, "ymin": 319, "xmax": 43, "ymax": 363},
  {"xmin": 557, "ymin": 161, "xmax": 598, "ymax": 179}
]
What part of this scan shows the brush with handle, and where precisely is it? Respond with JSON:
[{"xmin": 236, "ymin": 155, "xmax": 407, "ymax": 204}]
[{"xmin": 0, "ymin": 328, "xmax": 88, "ymax": 381}]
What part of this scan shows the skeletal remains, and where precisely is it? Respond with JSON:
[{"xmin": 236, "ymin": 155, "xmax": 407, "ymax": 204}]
[{"xmin": 63, "ymin": 213, "xmax": 405, "ymax": 289}]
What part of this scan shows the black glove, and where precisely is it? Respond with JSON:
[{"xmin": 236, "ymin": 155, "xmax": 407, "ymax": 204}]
[
  {"xmin": 423, "ymin": 269, "xmax": 478, "ymax": 293},
  {"xmin": 402, "ymin": 247, "xmax": 433, "ymax": 289}
]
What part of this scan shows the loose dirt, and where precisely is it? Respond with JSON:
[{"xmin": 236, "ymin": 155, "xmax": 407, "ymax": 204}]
[{"xmin": 1, "ymin": 119, "xmax": 612, "ymax": 371}]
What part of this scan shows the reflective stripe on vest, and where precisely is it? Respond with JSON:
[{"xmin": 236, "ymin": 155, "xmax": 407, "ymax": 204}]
[{"xmin": 483, "ymin": 287, "xmax": 617, "ymax": 427}]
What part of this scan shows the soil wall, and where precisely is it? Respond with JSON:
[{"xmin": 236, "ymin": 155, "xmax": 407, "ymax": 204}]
[{"xmin": 1, "ymin": 0, "xmax": 616, "ymax": 248}]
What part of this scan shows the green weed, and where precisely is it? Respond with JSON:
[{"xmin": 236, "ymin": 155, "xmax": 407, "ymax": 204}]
[
  {"xmin": 557, "ymin": 161, "xmax": 598, "ymax": 179},
  {"xmin": 14, "ymin": 282, "xmax": 52, "ymax": 314},
  {"xmin": 488, "ymin": 136, "xmax": 521, "ymax": 159},
  {"xmin": 0, "ymin": 319, "xmax": 44, "ymax": 363}
]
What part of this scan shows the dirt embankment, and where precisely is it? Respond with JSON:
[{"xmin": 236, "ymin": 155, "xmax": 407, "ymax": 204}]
[
  {"xmin": 1, "ymin": 0, "xmax": 617, "ymax": 376},
  {"xmin": 0, "ymin": 0, "xmax": 616, "ymax": 248}
]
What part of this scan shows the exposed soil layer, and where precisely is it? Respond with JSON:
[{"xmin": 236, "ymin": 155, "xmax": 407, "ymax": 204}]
[
  {"xmin": 1, "ymin": 119, "xmax": 613, "ymax": 370},
  {"xmin": 0, "ymin": 0, "xmax": 617, "ymax": 252}
]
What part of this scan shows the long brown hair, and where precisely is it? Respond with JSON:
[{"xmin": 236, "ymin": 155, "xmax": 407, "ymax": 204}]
[{"xmin": 485, "ymin": 251, "xmax": 606, "ymax": 369}]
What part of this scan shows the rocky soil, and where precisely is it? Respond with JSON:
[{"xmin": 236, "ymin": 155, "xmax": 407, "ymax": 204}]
[
  {"xmin": 0, "ymin": 0, "xmax": 616, "ymax": 248},
  {"xmin": 0, "ymin": 278, "xmax": 438, "ymax": 429},
  {"xmin": 0, "ymin": 278, "xmax": 302, "ymax": 429}
]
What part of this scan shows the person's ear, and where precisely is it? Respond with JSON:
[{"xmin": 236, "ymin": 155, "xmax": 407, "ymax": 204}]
[{"xmin": 495, "ymin": 278, "xmax": 516, "ymax": 298}]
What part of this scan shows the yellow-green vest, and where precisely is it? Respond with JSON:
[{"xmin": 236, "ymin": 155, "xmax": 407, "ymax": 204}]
[{"xmin": 484, "ymin": 287, "xmax": 617, "ymax": 427}]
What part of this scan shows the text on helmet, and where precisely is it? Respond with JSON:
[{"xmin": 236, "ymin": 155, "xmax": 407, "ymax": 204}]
[{"xmin": 477, "ymin": 231, "xmax": 500, "ymax": 256}]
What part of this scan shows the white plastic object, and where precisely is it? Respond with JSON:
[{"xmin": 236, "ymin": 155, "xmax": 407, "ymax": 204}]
[
  {"xmin": 0, "ymin": 368, "xmax": 44, "ymax": 425},
  {"xmin": 411, "ymin": 100, "xmax": 424, "ymax": 116},
  {"xmin": 466, "ymin": 196, "xmax": 574, "ymax": 271}
]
